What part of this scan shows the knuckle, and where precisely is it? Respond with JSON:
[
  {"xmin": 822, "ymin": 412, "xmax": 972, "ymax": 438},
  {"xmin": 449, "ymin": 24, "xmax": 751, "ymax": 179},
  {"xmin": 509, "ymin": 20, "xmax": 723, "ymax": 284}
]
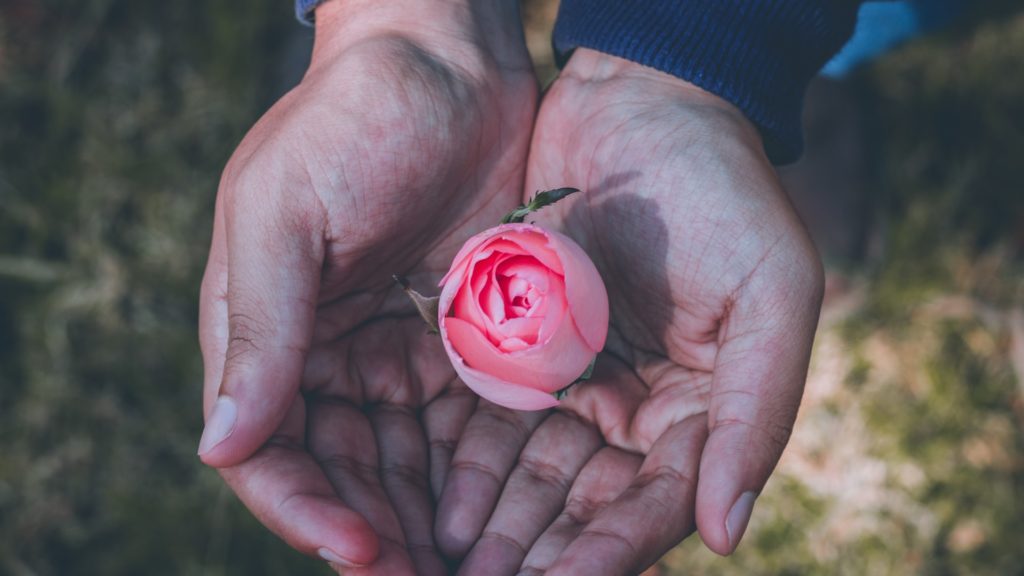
[
  {"xmin": 405, "ymin": 541, "xmax": 437, "ymax": 555},
  {"xmin": 218, "ymin": 155, "xmax": 243, "ymax": 197},
  {"xmin": 579, "ymin": 527, "xmax": 639, "ymax": 560},
  {"xmin": 266, "ymin": 434, "xmax": 305, "ymax": 453},
  {"xmin": 477, "ymin": 404, "xmax": 534, "ymax": 439},
  {"xmin": 638, "ymin": 465, "xmax": 697, "ymax": 495},
  {"xmin": 479, "ymin": 530, "xmax": 528, "ymax": 556},
  {"xmin": 789, "ymin": 240, "xmax": 825, "ymax": 303},
  {"xmin": 631, "ymin": 466, "xmax": 697, "ymax": 514},
  {"xmin": 379, "ymin": 462, "xmax": 429, "ymax": 491},
  {"xmin": 564, "ymin": 495, "xmax": 607, "ymax": 525},
  {"xmin": 517, "ymin": 457, "xmax": 572, "ymax": 494},
  {"xmin": 225, "ymin": 310, "xmax": 271, "ymax": 365},
  {"xmin": 713, "ymin": 415, "xmax": 793, "ymax": 456},
  {"xmin": 448, "ymin": 460, "xmax": 504, "ymax": 488},
  {"xmin": 317, "ymin": 453, "xmax": 378, "ymax": 484},
  {"xmin": 429, "ymin": 438, "xmax": 457, "ymax": 454}
]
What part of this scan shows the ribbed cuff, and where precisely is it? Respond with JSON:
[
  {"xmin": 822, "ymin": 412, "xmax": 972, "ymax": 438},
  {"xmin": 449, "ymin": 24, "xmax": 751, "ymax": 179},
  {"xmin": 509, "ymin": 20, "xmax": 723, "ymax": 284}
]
[
  {"xmin": 295, "ymin": 0, "xmax": 322, "ymax": 25},
  {"xmin": 553, "ymin": 1, "xmax": 860, "ymax": 164}
]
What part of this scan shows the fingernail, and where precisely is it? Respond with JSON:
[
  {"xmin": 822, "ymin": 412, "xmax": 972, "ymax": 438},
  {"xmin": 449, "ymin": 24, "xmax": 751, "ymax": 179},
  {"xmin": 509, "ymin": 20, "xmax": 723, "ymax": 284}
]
[
  {"xmin": 725, "ymin": 491, "xmax": 757, "ymax": 551},
  {"xmin": 197, "ymin": 396, "xmax": 237, "ymax": 455},
  {"xmin": 318, "ymin": 547, "xmax": 363, "ymax": 568}
]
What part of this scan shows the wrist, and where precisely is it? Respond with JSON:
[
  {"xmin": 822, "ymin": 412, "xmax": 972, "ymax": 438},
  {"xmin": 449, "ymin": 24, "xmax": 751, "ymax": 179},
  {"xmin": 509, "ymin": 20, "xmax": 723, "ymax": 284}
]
[
  {"xmin": 561, "ymin": 48, "xmax": 761, "ymax": 144},
  {"xmin": 552, "ymin": 1, "xmax": 859, "ymax": 164},
  {"xmin": 560, "ymin": 49, "xmax": 718, "ymax": 102},
  {"xmin": 310, "ymin": 0, "xmax": 528, "ymax": 72}
]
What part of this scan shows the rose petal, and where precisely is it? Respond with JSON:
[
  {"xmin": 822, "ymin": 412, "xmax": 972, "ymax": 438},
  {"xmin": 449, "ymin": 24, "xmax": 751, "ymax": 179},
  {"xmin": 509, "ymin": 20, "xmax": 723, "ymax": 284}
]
[
  {"xmin": 498, "ymin": 337, "xmax": 530, "ymax": 352},
  {"xmin": 544, "ymin": 229, "xmax": 609, "ymax": 353},
  {"xmin": 450, "ymin": 260, "xmax": 490, "ymax": 343},
  {"xmin": 504, "ymin": 301, "xmax": 595, "ymax": 387},
  {"xmin": 498, "ymin": 226, "xmax": 564, "ymax": 276},
  {"xmin": 454, "ymin": 251, "xmax": 511, "ymax": 346},
  {"xmin": 497, "ymin": 256, "xmax": 553, "ymax": 322},
  {"xmin": 535, "ymin": 283, "xmax": 566, "ymax": 343},
  {"xmin": 453, "ymin": 280, "xmax": 489, "ymax": 337},
  {"xmin": 439, "ymin": 264, "xmax": 465, "ymax": 326},
  {"xmin": 496, "ymin": 317, "xmax": 543, "ymax": 344},
  {"xmin": 440, "ymin": 239, "xmax": 513, "ymax": 325},
  {"xmin": 463, "ymin": 255, "xmax": 566, "ymax": 345},
  {"xmin": 505, "ymin": 277, "xmax": 529, "ymax": 299},
  {"xmin": 437, "ymin": 224, "xmax": 607, "ymax": 408},
  {"xmin": 497, "ymin": 256, "xmax": 552, "ymax": 295},
  {"xmin": 444, "ymin": 317, "xmax": 558, "ymax": 390},
  {"xmin": 523, "ymin": 287, "xmax": 541, "ymax": 314},
  {"xmin": 438, "ymin": 229, "xmax": 533, "ymax": 287},
  {"xmin": 440, "ymin": 317, "xmax": 560, "ymax": 411},
  {"xmin": 480, "ymin": 273, "xmax": 506, "ymax": 325},
  {"xmin": 445, "ymin": 315, "xmax": 593, "ymax": 395},
  {"xmin": 439, "ymin": 229, "xmax": 500, "ymax": 288},
  {"xmin": 451, "ymin": 363, "xmax": 560, "ymax": 411}
]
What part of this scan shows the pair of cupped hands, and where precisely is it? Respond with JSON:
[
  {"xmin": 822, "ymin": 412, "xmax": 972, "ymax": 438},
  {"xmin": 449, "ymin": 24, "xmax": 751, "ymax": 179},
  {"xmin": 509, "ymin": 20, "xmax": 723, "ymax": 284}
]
[{"xmin": 198, "ymin": 1, "xmax": 824, "ymax": 574}]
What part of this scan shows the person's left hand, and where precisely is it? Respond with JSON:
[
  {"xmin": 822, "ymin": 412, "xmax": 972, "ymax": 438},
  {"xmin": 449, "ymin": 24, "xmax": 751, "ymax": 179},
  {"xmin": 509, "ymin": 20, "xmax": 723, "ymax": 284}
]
[{"xmin": 434, "ymin": 49, "xmax": 825, "ymax": 575}]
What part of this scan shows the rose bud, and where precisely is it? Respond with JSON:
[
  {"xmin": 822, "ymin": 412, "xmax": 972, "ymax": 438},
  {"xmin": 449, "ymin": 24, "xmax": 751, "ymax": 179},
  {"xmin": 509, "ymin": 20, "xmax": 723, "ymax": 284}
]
[{"xmin": 437, "ymin": 223, "xmax": 609, "ymax": 410}]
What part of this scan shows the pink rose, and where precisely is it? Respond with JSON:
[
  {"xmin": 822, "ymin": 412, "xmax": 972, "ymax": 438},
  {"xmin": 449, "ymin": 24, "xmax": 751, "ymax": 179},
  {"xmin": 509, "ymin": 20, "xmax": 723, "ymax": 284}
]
[{"xmin": 438, "ymin": 223, "xmax": 609, "ymax": 410}]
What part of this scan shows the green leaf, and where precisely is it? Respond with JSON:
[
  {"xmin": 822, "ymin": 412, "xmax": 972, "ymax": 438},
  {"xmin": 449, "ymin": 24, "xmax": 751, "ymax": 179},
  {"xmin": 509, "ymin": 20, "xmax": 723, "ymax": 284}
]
[
  {"xmin": 393, "ymin": 275, "xmax": 440, "ymax": 333},
  {"xmin": 501, "ymin": 187, "xmax": 581, "ymax": 224},
  {"xmin": 552, "ymin": 356, "xmax": 597, "ymax": 401},
  {"xmin": 576, "ymin": 357, "xmax": 596, "ymax": 382}
]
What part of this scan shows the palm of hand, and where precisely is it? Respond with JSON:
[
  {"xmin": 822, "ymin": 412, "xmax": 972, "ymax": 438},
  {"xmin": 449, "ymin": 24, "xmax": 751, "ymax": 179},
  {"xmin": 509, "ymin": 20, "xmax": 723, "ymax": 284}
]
[
  {"xmin": 438, "ymin": 53, "xmax": 823, "ymax": 575},
  {"xmin": 530, "ymin": 70, "xmax": 808, "ymax": 455},
  {"xmin": 200, "ymin": 33, "xmax": 535, "ymax": 575}
]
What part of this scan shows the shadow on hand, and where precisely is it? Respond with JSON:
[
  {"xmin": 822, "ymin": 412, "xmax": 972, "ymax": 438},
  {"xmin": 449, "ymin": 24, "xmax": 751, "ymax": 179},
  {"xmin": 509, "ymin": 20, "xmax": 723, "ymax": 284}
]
[{"xmin": 565, "ymin": 171, "xmax": 675, "ymax": 357}]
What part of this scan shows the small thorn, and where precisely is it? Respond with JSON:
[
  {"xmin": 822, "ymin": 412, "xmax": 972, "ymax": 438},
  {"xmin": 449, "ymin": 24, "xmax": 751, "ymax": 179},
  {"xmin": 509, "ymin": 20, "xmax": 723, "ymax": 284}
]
[{"xmin": 393, "ymin": 274, "xmax": 411, "ymax": 290}]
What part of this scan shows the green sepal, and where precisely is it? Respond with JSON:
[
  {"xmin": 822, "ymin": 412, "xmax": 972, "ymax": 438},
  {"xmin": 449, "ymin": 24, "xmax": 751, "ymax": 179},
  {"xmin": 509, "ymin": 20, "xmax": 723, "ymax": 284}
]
[
  {"xmin": 501, "ymin": 187, "xmax": 580, "ymax": 224},
  {"xmin": 552, "ymin": 356, "xmax": 597, "ymax": 401},
  {"xmin": 393, "ymin": 275, "xmax": 440, "ymax": 334}
]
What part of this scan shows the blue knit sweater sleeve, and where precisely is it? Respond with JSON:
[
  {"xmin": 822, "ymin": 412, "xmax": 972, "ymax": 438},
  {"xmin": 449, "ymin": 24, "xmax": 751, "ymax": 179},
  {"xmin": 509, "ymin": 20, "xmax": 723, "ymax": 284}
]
[
  {"xmin": 296, "ymin": 0, "xmax": 318, "ymax": 24},
  {"xmin": 553, "ymin": 1, "xmax": 862, "ymax": 164}
]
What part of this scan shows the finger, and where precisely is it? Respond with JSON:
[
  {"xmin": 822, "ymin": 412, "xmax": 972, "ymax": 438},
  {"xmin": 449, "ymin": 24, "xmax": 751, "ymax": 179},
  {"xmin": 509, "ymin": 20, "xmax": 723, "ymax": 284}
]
[
  {"xmin": 329, "ymin": 540, "xmax": 419, "ymax": 576},
  {"xmin": 199, "ymin": 195, "xmax": 228, "ymax": 414},
  {"xmin": 559, "ymin": 353, "xmax": 650, "ymax": 453},
  {"xmin": 370, "ymin": 404, "xmax": 448, "ymax": 576},
  {"xmin": 546, "ymin": 415, "xmax": 707, "ymax": 576},
  {"xmin": 696, "ymin": 260, "xmax": 824, "ymax": 555},
  {"xmin": 307, "ymin": 398, "xmax": 417, "ymax": 574},
  {"xmin": 458, "ymin": 413, "xmax": 602, "ymax": 576},
  {"xmin": 199, "ymin": 178, "xmax": 326, "ymax": 467},
  {"xmin": 520, "ymin": 447, "xmax": 641, "ymax": 574},
  {"xmin": 422, "ymin": 386, "xmax": 478, "ymax": 500},
  {"xmin": 435, "ymin": 403, "xmax": 547, "ymax": 558},
  {"xmin": 219, "ymin": 396, "xmax": 379, "ymax": 568}
]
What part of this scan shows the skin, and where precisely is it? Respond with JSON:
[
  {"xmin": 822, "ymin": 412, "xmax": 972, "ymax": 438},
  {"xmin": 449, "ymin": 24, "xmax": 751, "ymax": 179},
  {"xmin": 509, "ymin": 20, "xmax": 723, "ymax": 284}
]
[
  {"xmin": 198, "ymin": 1, "xmax": 824, "ymax": 574},
  {"xmin": 198, "ymin": 0, "xmax": 535, "ymax": 573},
  {"xmin": 435, "ymin": 49, "xmax": 824, "ymax": 575}
]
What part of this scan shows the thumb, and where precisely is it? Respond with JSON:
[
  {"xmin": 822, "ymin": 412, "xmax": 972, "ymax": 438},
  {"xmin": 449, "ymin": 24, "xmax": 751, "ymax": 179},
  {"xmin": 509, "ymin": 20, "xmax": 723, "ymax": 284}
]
[
  {"xmin": 198, "ymin": 177, "xmax": 326, "ymax": 468},
  {"xmin": 695, "ymin": 257, "xmax": 823, "ymax": 555}
]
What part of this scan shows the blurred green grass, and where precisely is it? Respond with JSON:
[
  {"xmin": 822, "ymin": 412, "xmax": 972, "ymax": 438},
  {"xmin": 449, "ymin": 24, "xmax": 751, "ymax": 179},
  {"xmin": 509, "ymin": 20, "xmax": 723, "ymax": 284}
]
[
  {"xmin": 662, "ymin": 4, "xmax": 1024, "ymax": 575},
  {"xmin": 1, "ymin": 1, "xmax": 1022, "ymax": 575},
  {"xmin": 1, "ymin": 1, "xmax": 324, "ymax": 574}
]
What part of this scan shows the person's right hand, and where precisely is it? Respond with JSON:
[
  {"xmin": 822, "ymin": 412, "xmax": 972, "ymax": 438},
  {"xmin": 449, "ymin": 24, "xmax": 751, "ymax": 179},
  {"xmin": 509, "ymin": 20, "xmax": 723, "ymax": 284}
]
[{"xmin": 197, "ymin": 1, "xmax": 535, "ymax": 573}]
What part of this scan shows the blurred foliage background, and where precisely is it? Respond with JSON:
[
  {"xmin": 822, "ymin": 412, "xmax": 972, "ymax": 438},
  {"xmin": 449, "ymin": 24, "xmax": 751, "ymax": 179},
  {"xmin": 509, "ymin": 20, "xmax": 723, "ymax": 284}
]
[{"xmin": 0, "ymin": 1, "xmax": 1021, "ymax": 575}]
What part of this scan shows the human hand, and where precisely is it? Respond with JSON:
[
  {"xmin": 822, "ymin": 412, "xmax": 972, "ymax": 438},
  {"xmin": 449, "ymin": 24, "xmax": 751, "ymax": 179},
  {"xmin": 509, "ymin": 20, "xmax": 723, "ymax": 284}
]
[
  {"xmin": 436, "ymin": 49, "xmax": 825, "ymax": 575},
  {"xmin": 197, "ymin": 1, "xmax": 535, "ymax": 573}
]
